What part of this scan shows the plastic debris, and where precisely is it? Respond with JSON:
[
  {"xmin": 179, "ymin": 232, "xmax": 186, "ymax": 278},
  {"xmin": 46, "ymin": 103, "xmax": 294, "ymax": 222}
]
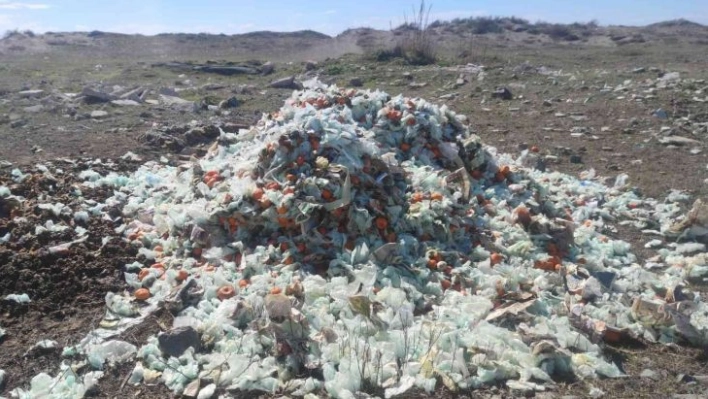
[
  {"xmin": 87, "ymin": 340, "xmax": 137, "ymax": 369},
  {"xmin": 10, "ymin": 82, "xmax": 708, "ymax": 398},
  {"xmin": 4, "ymin": 293, "xmax": 31, "ymax": 304}
]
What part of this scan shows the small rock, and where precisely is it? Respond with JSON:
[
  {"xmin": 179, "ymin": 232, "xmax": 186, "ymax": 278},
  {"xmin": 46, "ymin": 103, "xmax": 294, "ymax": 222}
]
[
  {"xmin": 408, "ymin": 82, "xmax": 427, "ymax": 88},
  {"xmin": 491, "ymin": 87, "xmax": 513, "ymax": 100},
  {"xmin": 158, "ymin": 326, "xmax": 201, "ymax": 358},
  {"xmin": 10, "ymin": 119, "xmax": 26, "ymax": 128},
  {"xmin": 270, "ymin": 76, "xmax": 303, "ymax": 90},
  {"xmin": 18, "ymin": 89, "xmax": 44, "ymax": 98},
  {"xmin": 542, "ymin": 99, "xmax": 552, "ymax": 107},
  {"xmin": 640, "ymin": 369, "xmax": 658, "ymax": 380},
  {"xmin": 219, "ymin": 96, "xmax": 239, "ymax": 109},
  {"xmin": 570, "ymin": 155, "xmax": 583, "ymax": 164},
  {"xmin": 588, "ymin": 386, "xmax": 605, "ymax": 398},
  {"xmin": 23, "ymin": 104, "xmax": 43, "ymax": 113},
  {"xmin": 632, "ymin": 67, "xmax": 646, "ymax": 73},
  {"xmin": 304, "ymin": 60, "xmax": 317, "ymax": 71},
  {"xmin": 183, "ymin": 379, "xmax": 200, "ymax": 398},
  {"xmin": 659, "ymin": 136, "xmax": 701, "ymax": 146},
  {"xmin": 158, "ymin": 87, "xmax": 180, "ymax": 96},
  {"xmin": 110, "ymin": 99, "xmax": 141, "ymax": 106},
  {"xmin": 349, "ymin": 77, "xmax": 363, "ymax": 87},
  {"xmin": 119, "ymin": 86, "xmax": 145, "ymax": 101},
  {"xmin": 81, "ymin": 87, "xmax": 116, "ymax": 102},
  {"xmin": 690, "ymin": 147, "xmax": 702, "ymax": 155},
  {"xmin": 455, "ymin": 78, "xmax": 466, "ymax": 87},
  {"xmin": 90, "ymin": 110, "xmax": 108, "ymax": 119},
  {"xmin": 261, "ymin": 61, "xmax": 275, "ymax": 75}
]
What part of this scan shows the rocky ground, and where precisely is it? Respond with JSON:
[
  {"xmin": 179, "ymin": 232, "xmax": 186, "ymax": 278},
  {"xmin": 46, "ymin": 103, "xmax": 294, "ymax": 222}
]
[{"xmin": 1, "ymin": 20, "xmax": 708, "ymax": 398}]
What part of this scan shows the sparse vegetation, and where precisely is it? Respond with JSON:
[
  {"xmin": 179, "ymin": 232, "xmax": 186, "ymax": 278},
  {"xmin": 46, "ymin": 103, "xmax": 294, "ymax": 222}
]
[
  {"xmin": 325, "ymin": 64, "xmax": 345, "ymax": 75},
  {"xmin": 386, "ymin": 0, "xmax": 437, "ymax": 65},
  {"xmin": 426, "ymin": 16, "xmax": 603, "ymax": 41},
  {"xmin": 2, "ymin": 29, "xmax": 37, "ymax": 40}
]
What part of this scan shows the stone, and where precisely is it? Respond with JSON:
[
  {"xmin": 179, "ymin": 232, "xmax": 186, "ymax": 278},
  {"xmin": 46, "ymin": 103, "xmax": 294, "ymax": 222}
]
[
  {"xmin": 640, "ymin": 369, "xmax": 658, "ymax": 380},
  {"xmin": 270, "ymin": 76, "xmax": 303, "ymax": 90},
  {"xmin": 408, "ymin": 82, "xmax": 427, "ymax": 88},
  {"xmin": 183, "ymin": 379, "xmax": 200, "ymax": 398},
  {"xmin": 659, "ymin": 136, "xmax": 701, "ymax": 146},
  {"xmin": 90, "ymin": 110, "xmax": 108, "ymax": 119},
  {"xmin": 158, "ymin": 87, "xmax": 180, "ymax": 97},
  {"xmin": 349, "ymin": 77, "xmax": 363, "ymax": 87},
  {"xmin": 110, "ymin": 99, "xmax": 141, "ymax": 106},
  {"xmin": 23, "ymin": 105, "xmax": 43, "ymax": 113},
  {"xmin": 81, "ymin": 87, "xmax": 116, "ymax": 102},
  {"xmin": 159, "ymin": 95, "xmax": 194, "ymax": 112},
  {"xmin": 261, "ymin": 61, "xmax": 275, "ymax": 75},
  {"xmin": 158, "ymin": 326, "xmax": 201, "ymax": 358},
  {"xmin": 492, "ymin": 87, "xmax": 513, "ymax": 100},
  {"xmin": 570, "ymin": 155, "xmax": 583, "ymax": 164},
  {"xmin": 304, "ymin": 60, "xmax": 317, "ymax": 71},
  {"xmin": 632, "ymin": 67, "xmax": 646, "ymax": 73},
  {"xmin": 219, "ymin": 96, "xmax": 239, "ymax": 109},
  {"xmin": 18, "ymin": 89, "xmax": 44, "ymax": 98},
  {"xmin": 119, "ymin": 86, "xmax": 145, "ymax": 101},
  {"xmin": 10, "ymin": 119, "xmax": 26, "ymax": 128}
]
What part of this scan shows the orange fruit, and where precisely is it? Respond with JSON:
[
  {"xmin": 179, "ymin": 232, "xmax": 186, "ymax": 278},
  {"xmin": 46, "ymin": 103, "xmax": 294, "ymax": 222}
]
[
  {"xmin": 217, "ymin": 285, "xmax": 236, "ymax": 300},
  {"xmin": 490, "ymin": 252, "xmax": 503, "ymax": 266},
  {"xmin": 375, "ymin": 217, "xmax": 388, "ymax": 230},
  {"xmin": 134, "ymin": 288, "xmax": 150, "ymax": 301}
]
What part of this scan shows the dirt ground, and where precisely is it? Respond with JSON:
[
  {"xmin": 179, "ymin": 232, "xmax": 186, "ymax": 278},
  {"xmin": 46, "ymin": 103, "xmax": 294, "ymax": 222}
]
[{"xmin": 1, "ymin": 24, "xmax": 707, "ymax": 398}]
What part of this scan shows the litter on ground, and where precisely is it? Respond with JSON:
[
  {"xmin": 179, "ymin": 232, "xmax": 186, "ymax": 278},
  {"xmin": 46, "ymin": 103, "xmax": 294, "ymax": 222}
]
[{"xmin": 2, "ymin": 81, "xmax": 707, "ymax": 399}]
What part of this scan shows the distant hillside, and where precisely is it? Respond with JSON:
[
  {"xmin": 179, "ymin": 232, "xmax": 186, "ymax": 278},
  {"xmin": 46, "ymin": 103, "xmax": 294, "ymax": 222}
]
[{"xmin": 1, "ymin": 17, "xmax": 706, "ymax": 61}]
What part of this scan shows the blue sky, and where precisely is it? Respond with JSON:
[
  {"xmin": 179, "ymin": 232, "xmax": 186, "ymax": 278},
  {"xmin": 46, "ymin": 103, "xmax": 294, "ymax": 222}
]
[{"xmin": 1, "ymin": 0, "xmax": 707, "ymax": 36}]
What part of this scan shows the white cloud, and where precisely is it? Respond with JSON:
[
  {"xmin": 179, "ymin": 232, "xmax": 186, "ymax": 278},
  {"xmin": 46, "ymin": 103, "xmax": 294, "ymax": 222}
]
[
  {"xmin": 0, "ymin": 2, "xmax": 50, "ymax": 10},
  {"xmin": 0, "ymin": 12, "xmax": 54, "ymax": 32}
]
